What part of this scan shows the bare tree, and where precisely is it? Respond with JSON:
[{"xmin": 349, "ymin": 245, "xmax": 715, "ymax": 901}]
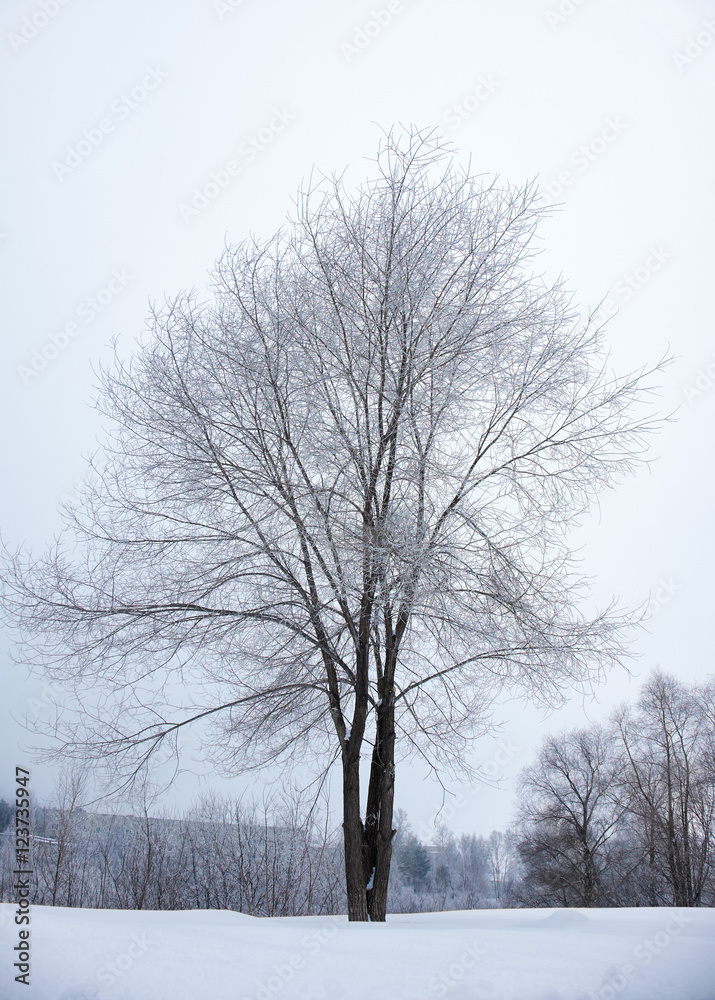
[
  {"xmin": 516, "ymin": 725, "xmax": 627, "ymax": 906},
  {"xmin": 456, "ymin": 832, "xmax": 490, "ymax": 903},
  {"xmin": 487, "ymin": 829, "xmax": 518, "ymax": 905},
  {"xmin": 1, "ymin": 127, "xmax": 663, "ymax": 920},
  {"xmin": 33, "ymin": 767, "xmax": 87, "ymax": 907},
  {"xmin": 614, "ymin": 671, "xmax": 714, "ymax": 906}
]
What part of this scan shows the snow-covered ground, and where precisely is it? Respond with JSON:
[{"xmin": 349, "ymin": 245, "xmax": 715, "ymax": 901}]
[{"xmin": 1, "ymin": 904, "xmax": 714, "ymax": 1000}]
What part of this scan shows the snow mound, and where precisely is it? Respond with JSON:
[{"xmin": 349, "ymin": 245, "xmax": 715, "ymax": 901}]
[{"xmin": 538, "ymin": 909, "xmax": 591, "ymax": 928}]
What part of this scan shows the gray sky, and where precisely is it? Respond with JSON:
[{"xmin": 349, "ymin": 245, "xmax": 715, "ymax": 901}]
[{"xmin": 2, "ymin": 0, "xmax": 714, "ymax": 836}]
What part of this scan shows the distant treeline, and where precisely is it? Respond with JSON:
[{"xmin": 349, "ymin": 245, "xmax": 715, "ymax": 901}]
[
  {"xmin": 0, "ymin": 786, "xmax": 345, "ymax": 916},
  {"xmin": 0, "ymin": 787, "xmax": 514, "ymax": 915},
  {"xmin": 1, "ymin": 670, "xmax": 712, "ymax": 913}
]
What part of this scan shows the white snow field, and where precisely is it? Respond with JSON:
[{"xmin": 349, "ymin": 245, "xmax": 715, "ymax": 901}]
[{"xmin": 1, "ymin": 904, "xmax": 714, "ymax": 1000}]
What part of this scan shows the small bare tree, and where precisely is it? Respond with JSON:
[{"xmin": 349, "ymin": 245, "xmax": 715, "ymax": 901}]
[
  {"xmin": 33, "ymin": 767, "xmax": 87, "ymax": 907},
  {"xmin": 1, "ymin": 127, "xmax": 663, "ymax": 920},
  {"xmin": 487, "ymin": 829, "xmax": 518, "ymax": 905},
  {"xmin": 516, "ymin": 725, "xmax": 627, "ymax": 906}
]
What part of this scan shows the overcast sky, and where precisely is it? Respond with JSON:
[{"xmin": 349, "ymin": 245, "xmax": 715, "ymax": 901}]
[{"xmin": 2, "ymin": 0, "xmax": 714, "ymax": 836}]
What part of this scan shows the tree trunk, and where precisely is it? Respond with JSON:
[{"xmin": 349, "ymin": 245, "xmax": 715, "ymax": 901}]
[
  {"xmin": 582, "ymin": 841, "xmax": 594, "ymax": 907},
  {"xmin": 342, "ymin": 754, "xmax": 368, "ymax": 921},
  {"xmin": 364, "ymin": 688, "xmax": 396, "ymax": 921}
]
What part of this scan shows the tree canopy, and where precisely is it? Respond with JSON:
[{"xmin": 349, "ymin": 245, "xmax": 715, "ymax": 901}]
[{"xmin": 1, "ymin": 127, "xmax": 664, "ymax": 919}]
